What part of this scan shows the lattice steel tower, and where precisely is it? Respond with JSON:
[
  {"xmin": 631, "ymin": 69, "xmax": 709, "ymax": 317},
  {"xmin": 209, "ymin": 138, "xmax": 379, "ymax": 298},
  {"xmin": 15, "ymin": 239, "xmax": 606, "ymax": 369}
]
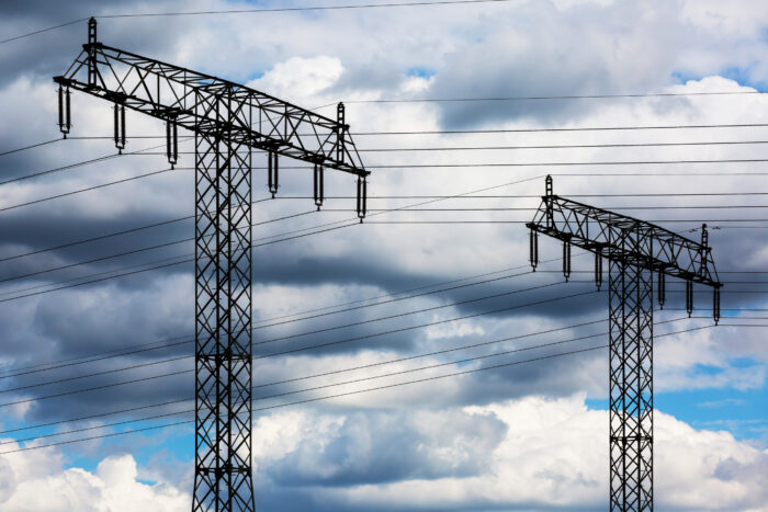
[
  {"xmin": 55, "ymin": 18, "xmax": 369, "ymax": 511},
  {"xmin": 527, "ymin": 176, "xmax": 721, "ymax": 511}
]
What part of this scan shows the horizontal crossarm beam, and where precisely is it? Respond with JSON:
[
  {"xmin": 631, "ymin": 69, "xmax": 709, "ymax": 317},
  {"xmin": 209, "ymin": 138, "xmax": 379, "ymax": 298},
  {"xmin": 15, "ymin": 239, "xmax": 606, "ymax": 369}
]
[
  {"xmin": 526, "ymin": 178, "xmax": 721, "ymax": 288},
  {"xmin": 54, "ymin": 43, "xmax": 368, "ymax": 177}
]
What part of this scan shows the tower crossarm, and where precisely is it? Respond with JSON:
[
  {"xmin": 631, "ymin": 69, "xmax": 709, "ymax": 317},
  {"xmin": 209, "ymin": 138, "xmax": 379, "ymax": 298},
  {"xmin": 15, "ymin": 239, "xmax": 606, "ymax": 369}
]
[
  {"xmin": 526, "ymin": 189, "xmax": 721, "ymax": 288},
  {"xmin": 53, "ymin": 43, "xmax": 368, "ymax": 177}
]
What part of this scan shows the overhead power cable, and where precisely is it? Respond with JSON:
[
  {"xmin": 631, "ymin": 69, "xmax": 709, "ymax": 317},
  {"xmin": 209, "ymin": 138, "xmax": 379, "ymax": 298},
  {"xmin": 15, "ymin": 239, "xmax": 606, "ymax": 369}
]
[
  {"xmin": 3, "ymin": 263, "xmax": 758, "ymax": 382},
  {"xmin": 0, "ymin": 346, "xmax": 601, "ymax": 455},
  {"xmin": 347, "ymin": 122, "xmax": 768, "ymax": 135},
  {"xmin": 0, "ymin": 210, "xmax": 316, "ymax": 285},
  {"xmin": 99, "ymin": 0, "xmax": 514, "ymax": 18},
  {"xmin": 2, "ymin": 190, "xmax": 766, "ymax": 266},
  {"xmin": 0, "ymin": 284, "xmax": 594, "ymax": 409},
  {"xmin": 107, "ymin": 138, "xmax": 768, "ymax": 155},
  {"xmin": 314, "ymin": 90, "xmax": 764, "ymax": 109},
  {"xmin": 1, "ymin": 205, "xmax": 764, "ymax": 305},
  {"xmin": 0, "ymin": 139, "xmax": 62, "ymax": 158},
  {"xmin": 0, "ymin": 326, "xmax": 650, "ymax": 445},
  {"xmin": 2, "ymin": 322, "xmax": 738, "ymax": 455},
  {"xmin": 0, "ymin": 262, "xmax": 554, "ymax": 381},
  {"xmin": 355, "ymin": 158, "xmax": 768, "ymax": 170},
  {"xmin": 0, "ymin": 315, "xmax": 612, "ymax": 437},
  {"xmin": 0, "ymin": 195, "xmax": 277, "ymax": 264},
  {"xmin": 3, "ymin": 145, "xmax": 767, "ymax": 215},
  {"xmin": 0, "ymin": 167, "xmax": 182, "ymax": 213},
  {"xmin": 0, "ymin": 0, "xmax": 512, "ymax": 45},
  {"xmin": 3, "ymin": 314, "xmax": 763, "ymax": 440},
  {"xmin": 0, "ymin": 257, "xmax": 569, "ymax": 379},
  {"xmin": 0, "ymin": 137, "xmax": 192, "ymax": 187},
  {"xmin": 73, "ymin": 122, "xmax": 768, "ymax": 138},
  {"xmin": 0, "ymin": 174, "xmax": 547, "ymax": 302}
]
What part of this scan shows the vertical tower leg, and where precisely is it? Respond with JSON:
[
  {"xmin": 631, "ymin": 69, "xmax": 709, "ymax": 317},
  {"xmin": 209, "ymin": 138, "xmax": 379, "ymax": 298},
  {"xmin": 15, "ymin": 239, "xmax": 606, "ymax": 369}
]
[
  {"xmin": 608, "ymin": 259, "xmax": 653, "ymax": 511},
  {"xmin": 193, "ymin": 127, "xmax": 254, "ymax": 511}
]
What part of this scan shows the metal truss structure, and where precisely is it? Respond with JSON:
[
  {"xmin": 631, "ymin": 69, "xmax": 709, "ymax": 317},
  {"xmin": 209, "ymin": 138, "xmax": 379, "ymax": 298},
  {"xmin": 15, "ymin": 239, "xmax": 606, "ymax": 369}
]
[
  {"xmin": 55, "ymin": 18, "xmax": 369, "ymax": 512},
  {"xmin": 527, "ymin": 176, "xmax": 722, "ymax": 511}
]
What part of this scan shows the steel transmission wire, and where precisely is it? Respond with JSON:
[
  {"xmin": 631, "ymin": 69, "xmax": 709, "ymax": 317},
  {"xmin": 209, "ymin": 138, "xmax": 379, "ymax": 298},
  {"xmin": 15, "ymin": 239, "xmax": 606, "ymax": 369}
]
[
  {"xmin": 0, "ymin": 283, "xmax": 595, "ymax": 409},
  {"xmin": 1, "ymin": 209, "xmax": 766, "ymax": 303},
  {"xmin": 0, "ymin": 137, "xmax": 193, "ymax": 187},
  {"xmin": 2, "ymin": 191, "xmax": 767, "ymax": 267},
  {"xmin": 5, "ymin": 322, "xmax": 751, "ymax": 455},
  {"xmin": 0, "ymin": 315, "xmax": 613, "ymax": 437},
  {"xmin": 0, "ymin": 346, "xmax": 606, "ymax": 455},
  {"xmin": 0, "ymin": 257, "xmax": 572, "ymax": 379},
  {"xmin": 0, "ymin": 0, "xmax": 513, "ymax": 45},
  {"xmin": 0, "ymin": 173, "xmax": 547, "ymax": 302},
  {"xmin": 0, "ymin": 263, "xmax": 559, "ymax": 381}
]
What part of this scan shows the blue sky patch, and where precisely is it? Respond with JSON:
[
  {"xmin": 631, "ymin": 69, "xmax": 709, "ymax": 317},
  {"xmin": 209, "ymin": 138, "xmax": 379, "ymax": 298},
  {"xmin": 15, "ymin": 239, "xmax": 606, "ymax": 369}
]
[{"xmin": 407, "ymin": 66, "xmax": 437, "ymax": 79}]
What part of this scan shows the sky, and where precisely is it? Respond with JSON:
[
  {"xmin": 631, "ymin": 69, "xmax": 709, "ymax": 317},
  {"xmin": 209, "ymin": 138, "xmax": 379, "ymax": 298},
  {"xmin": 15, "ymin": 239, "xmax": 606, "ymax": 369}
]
[{"xmin": 0, "ymin": 0, "xmax": 767, "ymax": 510}]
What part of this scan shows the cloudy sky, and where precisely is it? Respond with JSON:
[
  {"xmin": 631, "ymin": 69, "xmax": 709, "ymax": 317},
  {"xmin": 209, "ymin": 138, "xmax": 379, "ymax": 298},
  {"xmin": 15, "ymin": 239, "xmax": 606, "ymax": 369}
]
[{"xmin": 0, "ymin": 0, "xmax": 767, "ymax": 510}]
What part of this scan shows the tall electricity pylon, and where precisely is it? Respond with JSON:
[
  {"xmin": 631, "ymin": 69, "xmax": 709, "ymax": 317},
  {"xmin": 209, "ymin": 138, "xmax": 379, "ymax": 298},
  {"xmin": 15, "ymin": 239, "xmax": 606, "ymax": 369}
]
[
  {"xmin": 54, "ymin": 18, "xmax": 369, "ymax": 512},
  {"xmin": 527, "ymin": 176, "xmax": 721, "ymax": 511}
]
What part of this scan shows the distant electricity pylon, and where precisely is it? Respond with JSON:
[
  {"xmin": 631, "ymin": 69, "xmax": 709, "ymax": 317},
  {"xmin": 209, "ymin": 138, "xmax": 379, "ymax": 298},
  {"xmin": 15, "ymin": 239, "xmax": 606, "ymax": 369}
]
[
  {"xmin": 527, "ymin": 175, "xmax": 721, "ymax": 512},
  {"xmin": 54, "ymin": 18, "xmax": 369, "ymax": 512}
]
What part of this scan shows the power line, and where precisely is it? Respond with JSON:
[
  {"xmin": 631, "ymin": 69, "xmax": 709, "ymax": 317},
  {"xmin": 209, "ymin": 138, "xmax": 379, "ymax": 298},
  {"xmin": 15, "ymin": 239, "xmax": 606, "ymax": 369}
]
[
  {"xmin": 1, "ymin": 190, "xmax": 765, "ymax": 268},
  {"xmin": 3, "ymin": 322, "xmax": 737, "ymax": 455},
  {"xmin": 0, "ymin": 0, "xmax": 512, "ymax": 46},
  {"xmin": 3, "ymin": 141, "xmax": 767, "ymax": 216},
  {"xmin": 0, "ymin": 196, "xmax": 276, "ymax": 264},
  {"xmin": 0, "ymin": 210, "xmax": 316, "ymax": 285},
  {"xmin": 0, "ymin": 346, "xmax": 601, "ymax": 455},
  {"xmin": 0, "ymin": 263, "xmax": 549, "ymax": 381},
  {"xmin": 363, "ymin": 219, "xmax": 768, "ymax": 225},
  {"xmin": 103, "ymin": 138, "xmax": 768, "ymax": 154},
  {"xmin": 0, "ymin": 174, "xmax": 547, "ymax": 302},
  {"xmin": 357, "ymin": 159, "xmax": 768, "ymax": 170},
  {"xmin": 341, "ymin": 205, "xmax": 768, "ymax": 211},
  {"xmin": 0, "ymin": 137, "xmax": 192, "ymax": 187},
  {"xmin": 0, "ymin": 167, "xmax": 183, "ymax": 214},
  {"xmin": 72, "ymin": 123, "xmax": 768, "ymax": 139},
  {"xmin": 348, "ymin": 123, "xmax": 768, "ymax": 136},
  {"xmin": 0, "ymin": 316, "xmax": 611, "ymax": 437},
  {"xmin": 99, "ymin": 0, "xmax": 514, "ymax": 18},
  {"xmin": 3, "ymin": 265, "xmax": 758, "ymax": 383},
  {"xmin": 0, "ymin": 259, "xmax": 564, "ymax": 379},
  {"xmin": 7, "ymin": 309, "xmax": 764, "ymax": 438},
  {"xmin": 0, "ymin": 329, "xmax": 632, "ymax": 445},
  {"xmin": 0, "ymin": 139, "xmax": 62, "ymax": 158},
  {"xmin": 0, "ymin": 17, "xmax": 88, "ymax": 45},
  {"xmin": 1, "ymin": 207, "xmax": 764, "ymax": 305},
  {"xmin": 314, "ymin": 91, "xmax": 764, "ymax": 110},
  {"xmin": 0, "ymin": 283, "xmax": 592, "ymax": 409},
  {"xmin": 6, "ymin": 202, "xmax": 761, "ymax": 286}
]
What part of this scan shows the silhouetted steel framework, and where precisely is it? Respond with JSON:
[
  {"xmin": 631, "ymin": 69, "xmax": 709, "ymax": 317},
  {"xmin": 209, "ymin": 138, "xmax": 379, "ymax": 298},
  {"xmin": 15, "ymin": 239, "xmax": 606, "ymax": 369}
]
[
  {"xmin": 527, "ymin": 176, "xmax": 721, "ymax": 512},
  {"xmin": 54, "ymin": 18, "xmax": 369, "ymax": 512}
]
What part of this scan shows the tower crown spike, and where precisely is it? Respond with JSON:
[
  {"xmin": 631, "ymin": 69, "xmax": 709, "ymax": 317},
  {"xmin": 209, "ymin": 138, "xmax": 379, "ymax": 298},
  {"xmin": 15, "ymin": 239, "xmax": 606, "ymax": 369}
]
[{"xmin": 88, "ymin": 17, "xmax": 97, "ymax": 43}]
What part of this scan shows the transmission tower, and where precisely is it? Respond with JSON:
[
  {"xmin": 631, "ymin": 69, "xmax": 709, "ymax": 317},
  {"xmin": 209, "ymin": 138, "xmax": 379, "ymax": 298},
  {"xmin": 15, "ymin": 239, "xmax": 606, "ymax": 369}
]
[
  {"xmin": 527, "ymin": 175, "xmax": 721, "ymax": 511},
  {"xmin": 54, "ymin": 18, "xmax": 368, "ymax": 511}
]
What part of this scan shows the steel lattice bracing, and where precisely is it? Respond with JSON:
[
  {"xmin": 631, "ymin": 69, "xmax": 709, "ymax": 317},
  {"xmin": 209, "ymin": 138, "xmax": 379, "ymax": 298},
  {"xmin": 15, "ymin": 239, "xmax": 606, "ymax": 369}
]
[
  {"xmin": 55, "ymin": 19, "xmax": 368, "ymax": 512},
  {"xmin": 608, "ymin": 260, "xmax": 653, "ymax": 511},
  {"xmin": 53, "ymin": 22, "xmax": 367, "ymax": 177},
  {"xmin": 527, "ymin": 176, "xmax": 721, "ymax": 512},
  {"xmin": 194, "ymin": 130, "xmax": 254, "ymax": 511}
]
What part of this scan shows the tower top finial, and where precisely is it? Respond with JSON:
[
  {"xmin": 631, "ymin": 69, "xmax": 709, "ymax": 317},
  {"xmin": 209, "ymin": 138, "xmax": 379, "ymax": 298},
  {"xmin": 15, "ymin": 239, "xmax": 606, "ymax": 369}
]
[{"xmin": 88, "ymin": 17, "xmax": 97, "ymax": 45}]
